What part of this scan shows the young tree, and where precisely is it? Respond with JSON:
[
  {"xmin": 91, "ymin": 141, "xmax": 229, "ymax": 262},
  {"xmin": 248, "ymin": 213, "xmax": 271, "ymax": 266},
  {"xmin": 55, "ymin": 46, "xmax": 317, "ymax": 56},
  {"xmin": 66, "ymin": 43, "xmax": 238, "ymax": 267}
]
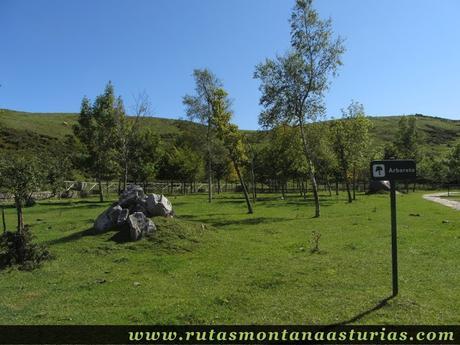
[
  {"xmin": 212, "ymin": 88, "xmax": 253, "ymax": 214},
  {"xmin": 395, "ymin": 116, "xmax": 419, "ymax": 192},
  {"xmin": 447, "ymin": 143, "xmax": 460, "ymax": 184},
  {"xmin": 183, "ymin": 69, "xmax": 225, "ymax": 203},
  {"xmin": 395, "ymin": 116, "xmax": 418, "ymax": 160},
  {"xmin": 0, "ymin": 155, "xmax": 43, "ymax": 233},
  {"xmin": 254, "ymin": 0, "xmax": 344, "ymax": 217},
  {"xmin": 159, "ymin": 146, "xmax": 203, "ymax": 191},
  {"xmin": 128, "ymin": 127, "xmax": 163, "ymax": 188},
  {"xmin": 119, "ymin": 91, "xmax": 152, "ymax": 190},
  {"xmin": 330, "ymin": 101, "xmax": 372, "ymax": 203},
  {"xmin": 73, "ymin": 82, "xmax": 124, "ymax": 202},
  {"xmin": 264, "ymin": 125, "xmax": 304, "ymax": 198},
  {"xmin": 211, "ymin": 144, "xmax": 232, "ymax": 194}
]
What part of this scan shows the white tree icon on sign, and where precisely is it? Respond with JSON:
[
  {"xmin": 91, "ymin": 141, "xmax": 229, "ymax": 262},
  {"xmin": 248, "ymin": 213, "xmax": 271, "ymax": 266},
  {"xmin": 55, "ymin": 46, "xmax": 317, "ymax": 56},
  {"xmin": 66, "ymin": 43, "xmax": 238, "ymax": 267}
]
[{"xmin": 373, "ymin": 164, "xmax": 385, "ymax": 178}]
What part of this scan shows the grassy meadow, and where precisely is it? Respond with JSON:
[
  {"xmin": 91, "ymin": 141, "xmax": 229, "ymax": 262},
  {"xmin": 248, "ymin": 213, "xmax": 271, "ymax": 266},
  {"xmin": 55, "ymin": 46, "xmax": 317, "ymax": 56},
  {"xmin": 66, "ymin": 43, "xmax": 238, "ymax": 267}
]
[{"xmin": 0, "ymin": 190, "xmax": 459, "ymax": 325}]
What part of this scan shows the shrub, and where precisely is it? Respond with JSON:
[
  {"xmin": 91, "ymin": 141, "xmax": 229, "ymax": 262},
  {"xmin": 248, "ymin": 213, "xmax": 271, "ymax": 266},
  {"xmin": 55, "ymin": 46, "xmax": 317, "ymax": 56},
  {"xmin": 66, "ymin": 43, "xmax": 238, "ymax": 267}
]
[
  {"xmin": 0, "ymin": 226, "xmax": 52, "ymax": 270},
  {"xmin": 310, "ymin": 230, "xmax": 321, "ymax": 254}
]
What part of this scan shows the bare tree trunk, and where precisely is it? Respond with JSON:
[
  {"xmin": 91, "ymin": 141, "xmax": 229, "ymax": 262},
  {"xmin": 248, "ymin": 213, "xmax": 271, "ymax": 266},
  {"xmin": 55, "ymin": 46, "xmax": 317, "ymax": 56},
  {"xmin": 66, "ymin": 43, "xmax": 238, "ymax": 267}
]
[
  {"xmin": 345, "ymin": 178, "xmax": 352, "ymax": 203},
  {"xmin": 123, "ymin": 161, "xmax": 128, "ymax": 191},
  {"xmin": 15, "ymin": 198, "xmax": 24, "ymax": 234},
  {"xmin": 352, "ymin": 168, "xmax": 356, "ymax": 201},
  {"xmin": 98, "ymin": 179, "xmax": 104, "ymax": 202},
  {"xmin": 301, "ymin": 179, "xmax": 307, "ymax": 200},
  {"xmin": 250, "ymin": 159, "xmax": 256, "ymax": 203},
  {"xmin": 298, "ymin": 122, "xmax": 320, "ymax": 217},
  {"xmin": 335, "ymin": 179, "xmax": 339, "ymax": 196},
  {"xmin": 2, "ymin": 207, "xmax": 6, "ymax": 234},
  {"xmin": 208, "ymin": 159, "xmax": 212, "ymax": 202},
  {"xmin": 207, "ymin": 119, "xmax": 213, "ymax": 203},
  {"xmin": 217, "ymin": 179, "xmax": 221, "ymax": 194},
  {"xmin": 234, "ymin": 162, "xmax": 253, "ymax": 214},
  {"xmin": 327, "ymin": 178, "xmax": 332, "ymax": 197}
]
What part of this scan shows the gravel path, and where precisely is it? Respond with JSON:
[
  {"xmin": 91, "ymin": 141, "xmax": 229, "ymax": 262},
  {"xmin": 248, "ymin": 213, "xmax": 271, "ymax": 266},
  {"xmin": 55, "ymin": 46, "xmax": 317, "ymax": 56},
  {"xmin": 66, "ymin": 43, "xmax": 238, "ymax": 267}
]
[{"xmin": 423, "ymin": 192, "xmax": 460, "ymax": 211}]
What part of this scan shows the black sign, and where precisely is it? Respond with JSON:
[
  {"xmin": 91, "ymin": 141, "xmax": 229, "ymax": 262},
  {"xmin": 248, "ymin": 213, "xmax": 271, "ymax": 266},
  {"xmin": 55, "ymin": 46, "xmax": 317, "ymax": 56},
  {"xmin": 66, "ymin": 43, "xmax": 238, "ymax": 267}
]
[{"xmin": 370, "ymin": 160, "xmax": 416, "ymax": 181}]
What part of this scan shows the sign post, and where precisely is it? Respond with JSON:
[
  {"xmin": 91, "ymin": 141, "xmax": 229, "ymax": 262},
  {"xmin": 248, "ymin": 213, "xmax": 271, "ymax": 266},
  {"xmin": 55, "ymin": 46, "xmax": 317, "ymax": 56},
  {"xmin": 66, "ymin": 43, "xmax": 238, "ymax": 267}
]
[{"xmin": 370, "ymin": 160, "xmax": 416, "ymax": 297}]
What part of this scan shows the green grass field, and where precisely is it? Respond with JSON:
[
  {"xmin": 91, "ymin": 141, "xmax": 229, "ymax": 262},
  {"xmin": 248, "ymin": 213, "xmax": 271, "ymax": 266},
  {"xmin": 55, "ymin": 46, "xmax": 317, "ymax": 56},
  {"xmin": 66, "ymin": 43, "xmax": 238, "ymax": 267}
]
[{"xmin": 0, "ymin": 191, "xmax": 459, "ymax": 325}]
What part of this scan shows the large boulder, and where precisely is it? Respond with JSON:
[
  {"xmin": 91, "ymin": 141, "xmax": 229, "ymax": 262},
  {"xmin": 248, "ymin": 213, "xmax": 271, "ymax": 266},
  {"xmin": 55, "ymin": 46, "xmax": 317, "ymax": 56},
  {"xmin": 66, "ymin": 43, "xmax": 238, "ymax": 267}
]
[
  {"xmin": 94, "ymin": 205, "xmax": 122, "ymax": 233},
  {"xmin": 128, "ymin": 212, "xmax": 156, "ymax": 241},
  {"xmin": 145, "ymin": 194, "xmax": 173, "ymax": 217},
  {"xmin": 367, "ymin": 180, "xmax": 391, "ymax": 194},
  {"xmin": 116, "ymin": 208, "xmax": 130, "ymax": 226},
  {"xmin": 119, "ymin": 185, "xmax": 145, "ymax": 208}
]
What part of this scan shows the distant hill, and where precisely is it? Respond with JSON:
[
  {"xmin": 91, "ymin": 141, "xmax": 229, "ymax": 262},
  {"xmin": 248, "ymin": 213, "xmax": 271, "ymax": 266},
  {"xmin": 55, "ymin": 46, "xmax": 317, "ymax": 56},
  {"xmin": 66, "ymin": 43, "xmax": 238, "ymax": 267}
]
[{"xmin": 1, "ymin": 108, "xmax": 459, "ymax": 156}]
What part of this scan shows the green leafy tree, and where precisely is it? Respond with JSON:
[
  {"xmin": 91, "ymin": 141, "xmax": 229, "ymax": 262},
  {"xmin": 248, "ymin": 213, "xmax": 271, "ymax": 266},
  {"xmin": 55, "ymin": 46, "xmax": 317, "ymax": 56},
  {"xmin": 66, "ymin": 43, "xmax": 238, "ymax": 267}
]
[
  {"xmin": 159, "ymin": 146, "xmax": 203, "ymax": 187},
  {"xmin": 254, "ymin": 0, "xmax": 345, "ymax": 217},
  {"xmin": 183, "ymin": 69, "xmax": 225, "ymax": 203},
  {"xmin": 0, "ymin": 155, "xmax": 44, "ymax": 233},
  {"xmin": 118, "ymin": 91, "xmax": 151, "ymax": 190},
  {"xmin": 447, "ymin": 143, "xmax": 460, "ymax": 183},
  {"xmin": 211, "ymin": 144, "xmax": 233, "ymax": 194},
  {"xmin": 73, "ymin": 82, "xmax": 124, "ymax": 202},
  {"xmin": 264, "ymin": 125, "xmax": 304, "ymax": 198},
  {"xmin": 212, "ymin": 88, "xmax": 253, "ymax": 214},
  {"xmin": 330, "ymin": 101, "xmax": 372, "ymax": 203},
  {"xmin": 395, "ymin": 116, "xmax": 418, "ymax": 160},
  {"xmin": 128, "ymin": 127, "xmax": 163, "ymax": 187},
  {"xmin": 304, "ymin": 122, "xmax": 338, "ymax": 197}
]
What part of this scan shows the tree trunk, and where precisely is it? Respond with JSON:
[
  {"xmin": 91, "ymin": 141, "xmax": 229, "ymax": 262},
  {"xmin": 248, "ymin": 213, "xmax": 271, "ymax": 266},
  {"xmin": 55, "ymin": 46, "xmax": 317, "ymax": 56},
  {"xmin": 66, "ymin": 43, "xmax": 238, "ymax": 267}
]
[
  {"xmin": 217, "ymin": 179, "xmax": 221, "ymax": 194},
  {"xmin": 234, "ymin": 162, "xmax": 253, "ymax": 214},
  {"xmin": 15, "ymin": 198, "xmax": 24, "ymax": 234},
  {"xmin": 352, "ymin": 168, "xmax": 356, "ymax": 201},
  {"xmin": 345, "ymin": 178, "xmax": 352, "ymax": 203},
  {"xmin": 206, "ymin": 118, "xmax": 213, "ymax": 203},
  {"xmin": 123, "ymin": 161, "xmax": 128, "ymax": 191},
  {"xmin": 301, "ymin": 179, "xmax": 307, "ymax": 200},
  {"xmin": 2, "ymin": 207, "xmax": 6, "ymax": 234},
  {"xmin": 298, "ymin": 122, "xmax": 320, "ymax": 217},
  {"xmin": 208, "ymin": 160, "xmax": 212, "ymax": 202},
  {"xmin": 98, "ymin": 179, "xmax": 104, "ymax": 202},
  {"xmin": 250, "ymin": 159, "xmax": 256, "ymax": 203},
  {"xmin": 327, "ymin": 179, "xmax": 332, "ymax": 197},
  {"xmin": 335, "ymin": 179, "xmax": 339, "ymax": 196}
]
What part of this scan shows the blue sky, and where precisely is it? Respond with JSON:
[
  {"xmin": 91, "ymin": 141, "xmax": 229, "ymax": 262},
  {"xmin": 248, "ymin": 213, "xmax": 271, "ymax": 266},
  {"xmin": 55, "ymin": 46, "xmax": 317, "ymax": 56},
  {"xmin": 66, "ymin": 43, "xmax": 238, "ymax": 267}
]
[{"xmin": 1, "ymin": 0, "xmax": 460, "ymax": 129}]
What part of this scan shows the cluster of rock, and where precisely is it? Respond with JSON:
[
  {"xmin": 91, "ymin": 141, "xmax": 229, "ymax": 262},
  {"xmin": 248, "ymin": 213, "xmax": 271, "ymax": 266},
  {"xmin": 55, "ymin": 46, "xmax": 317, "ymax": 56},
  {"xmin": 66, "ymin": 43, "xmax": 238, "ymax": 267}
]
[
  {"xmin": 367, "ymin": 180, "xmax": 391, "ymax": 194},
  {"xmin": 93, "ymin": 185, "xmax": 173, "ymax": 241}
]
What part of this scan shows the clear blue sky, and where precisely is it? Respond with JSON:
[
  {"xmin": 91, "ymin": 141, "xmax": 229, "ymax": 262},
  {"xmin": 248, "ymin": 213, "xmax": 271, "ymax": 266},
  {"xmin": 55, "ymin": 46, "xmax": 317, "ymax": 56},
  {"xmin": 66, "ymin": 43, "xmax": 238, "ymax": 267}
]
[{"xmin": 1, "ymin": 0, "xmax": 460, "ymax": 129}]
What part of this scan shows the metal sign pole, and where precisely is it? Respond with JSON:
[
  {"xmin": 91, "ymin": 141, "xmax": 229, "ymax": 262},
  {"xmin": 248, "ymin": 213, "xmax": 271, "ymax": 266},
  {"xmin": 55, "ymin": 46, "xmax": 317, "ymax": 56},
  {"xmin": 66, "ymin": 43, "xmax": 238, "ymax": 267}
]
[{"xmin": 390, "ymin": 180, "xmax": 398, "ymax": 297}]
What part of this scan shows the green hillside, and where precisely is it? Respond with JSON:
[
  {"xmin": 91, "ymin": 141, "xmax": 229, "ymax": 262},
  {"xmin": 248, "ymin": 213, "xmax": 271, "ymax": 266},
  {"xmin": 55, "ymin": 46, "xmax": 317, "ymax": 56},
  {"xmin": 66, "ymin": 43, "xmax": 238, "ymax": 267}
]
[
  {"xmin": 369, "ymin": 114, "xmax": 460, "ymax": 152},
  {"xmin": 1, "ymin": 108, "xmax": 459, "ymax": 155}
]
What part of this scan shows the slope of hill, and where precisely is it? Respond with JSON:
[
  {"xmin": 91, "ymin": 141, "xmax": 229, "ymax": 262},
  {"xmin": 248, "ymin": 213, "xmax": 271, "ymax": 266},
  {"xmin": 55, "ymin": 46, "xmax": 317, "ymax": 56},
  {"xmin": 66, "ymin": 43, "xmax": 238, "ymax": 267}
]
[{"xmin": 1, "ymin": 108, "xmax": 459, "ymax": 155}]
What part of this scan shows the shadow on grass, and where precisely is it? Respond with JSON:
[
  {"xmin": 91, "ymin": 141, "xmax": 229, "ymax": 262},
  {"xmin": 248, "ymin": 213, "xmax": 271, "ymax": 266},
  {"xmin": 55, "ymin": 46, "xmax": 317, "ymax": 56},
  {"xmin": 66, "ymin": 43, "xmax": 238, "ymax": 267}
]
[
  {"xmin": 328, "ymin": 295, "xmax": 394, "ymax": 326},
  {"xmin": 38, "ymin": 200, "xmax": 106, "ymax": 207},
  {"xmin": 46, "ymin": 227, "xmax": 95, "ymax": 245},
  {"xmin": 109, "ymin": 229, "xmax": 131, "ymax": 243},
  {"xmin": 178, "ymin": 215, "xmax": 290, "ymax": 227}
]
